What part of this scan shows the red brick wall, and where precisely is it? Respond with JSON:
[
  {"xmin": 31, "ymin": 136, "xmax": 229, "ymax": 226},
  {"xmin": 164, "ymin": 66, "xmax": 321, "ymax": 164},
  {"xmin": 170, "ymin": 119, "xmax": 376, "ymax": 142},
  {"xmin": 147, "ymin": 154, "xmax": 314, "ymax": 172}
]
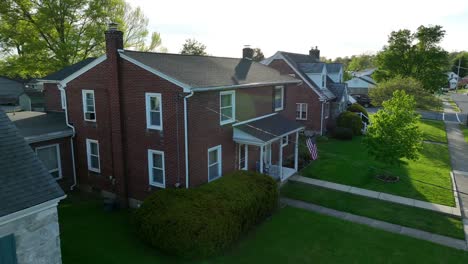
[
  {"xmin": 30, "ymin": 137, "xmax": 74, "ymax": 190},
  {"xmin": 268, "ymin": 59, "xmax": 328, "ymax": 133},
  {"xmin": 44, "ymin": 83, "xmax": 63, "ymax": 112}
]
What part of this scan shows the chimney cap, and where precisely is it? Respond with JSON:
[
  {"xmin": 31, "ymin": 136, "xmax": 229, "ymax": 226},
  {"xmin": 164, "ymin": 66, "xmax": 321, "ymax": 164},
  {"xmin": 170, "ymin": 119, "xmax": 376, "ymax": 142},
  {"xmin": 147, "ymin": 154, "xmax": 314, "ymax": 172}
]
[{"xmin": 107, "ymin": 22, "xmax": 118, "ymax": 31}]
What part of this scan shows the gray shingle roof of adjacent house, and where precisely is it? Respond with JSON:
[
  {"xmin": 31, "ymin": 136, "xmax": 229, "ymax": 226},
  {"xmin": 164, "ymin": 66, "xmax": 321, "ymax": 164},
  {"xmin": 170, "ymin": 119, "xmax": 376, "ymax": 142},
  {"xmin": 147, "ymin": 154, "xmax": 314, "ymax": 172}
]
[
  {"xmin": 0, "ymin": 110, "xmax": 65, "ymax": 217},
  {"xmin": 7, "ymin": 111, "xmax": 72, "ymax": 142},
  {"xmin": 42, "ymin": 57, "xmax": 97, "ymax": 81},
  {"xmin": 0, "ymin": 76, "xmax": 25, "ymax": 104},
  {"xmin": 299, "ymin": 63, "xmax": 325, "ymax": 73},
  {"xmin": 327, "ymin": 82, "xmax": 347, "ymax": 101},
  {"xmin": 326, "ymin": 63, "xmax": 343, "ymax": 73},
  {"xmin": 235, "ymin": 114, "xmax": 304, "ymax": 142},
  {"xmin": 121, "ymin": 50, "xmax": 300, "ymax": 89}
]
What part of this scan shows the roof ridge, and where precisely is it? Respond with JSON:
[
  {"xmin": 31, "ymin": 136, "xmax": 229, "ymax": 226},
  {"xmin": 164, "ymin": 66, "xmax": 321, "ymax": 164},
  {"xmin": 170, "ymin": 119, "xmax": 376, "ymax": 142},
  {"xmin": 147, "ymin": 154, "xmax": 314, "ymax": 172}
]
[{"xmin": 123, "ymin": 49, "xmax": 252, "ymax": 61}]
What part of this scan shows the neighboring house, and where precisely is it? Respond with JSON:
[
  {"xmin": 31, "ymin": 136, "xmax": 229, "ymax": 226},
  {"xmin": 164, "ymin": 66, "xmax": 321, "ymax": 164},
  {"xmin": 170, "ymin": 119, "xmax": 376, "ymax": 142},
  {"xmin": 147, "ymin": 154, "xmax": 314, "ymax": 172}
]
[
  {"xmin": 0, "ymin": 76, "xmax": 24, "ymax": 105},
  {"xmin": 19, "ymin": 87, "xmax": 45, "ymax": 111},
  {"xmin": 346, "ymin": 68, "xmax": 377, "ymax": 95},
  {"xmin": 41, "ymin": 24, "xmax": 303, "ymax": 207},
  {"xmin": 447, "ymin": 72, "xmax": 459, "ymax": 89},
  {"xmin": 262, "ymin": 48, "xmax": 348, "ymax": 133},
  {"xmin": 0, "ymin": 110, "xmax": 66, "ymax": 264},
  {"xmin": 7, "ymin": 111, "xmax": 76, "ymax": 191},
  {"xmin": 0, "ymin": 76, "xmax": 47, "ymax": 112}
]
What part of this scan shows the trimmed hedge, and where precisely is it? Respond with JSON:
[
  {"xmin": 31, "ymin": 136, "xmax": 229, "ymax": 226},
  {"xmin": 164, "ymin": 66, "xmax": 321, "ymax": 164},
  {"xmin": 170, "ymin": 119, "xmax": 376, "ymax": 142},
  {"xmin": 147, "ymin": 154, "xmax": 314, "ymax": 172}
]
[
  {"xmin": 134, "ymin": 171, "xmax": 278, "ymax": 259},
  {"xmin": 337, "ymin": 111, "xmax": 362, "ymax": 135},
  {"xmin": 347, "ymin": 103, "xmax": 369, "ymax": 121},
  {"xmin": 332, "ymin": 127, "xmax": 353, "ymax": 140}
]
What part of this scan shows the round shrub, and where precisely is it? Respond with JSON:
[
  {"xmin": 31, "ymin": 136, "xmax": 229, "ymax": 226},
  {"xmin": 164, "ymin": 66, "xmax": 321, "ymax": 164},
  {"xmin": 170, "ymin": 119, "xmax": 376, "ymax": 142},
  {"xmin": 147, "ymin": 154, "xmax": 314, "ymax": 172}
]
[
  {"xmin": 332, "ymin": 127, "xmax": 353, "ymax": 140},
  {"xmin": 337, "ymin": 111, "xmax": 362, "ymax": 135},
  {"xmin": 134, "ymin": 171, "xmax": 278, "ymax": 259},
  {"xmin": 347, "ymin": 103, "xmax": 369, "ymax": 120}
]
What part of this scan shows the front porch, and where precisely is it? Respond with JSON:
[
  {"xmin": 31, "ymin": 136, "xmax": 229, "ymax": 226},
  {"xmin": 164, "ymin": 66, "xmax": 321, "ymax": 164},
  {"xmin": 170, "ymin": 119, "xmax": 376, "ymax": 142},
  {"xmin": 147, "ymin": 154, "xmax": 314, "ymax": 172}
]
[{"xmin": 233, "ymin": 113, "xmax": 304, "ymax": 182}]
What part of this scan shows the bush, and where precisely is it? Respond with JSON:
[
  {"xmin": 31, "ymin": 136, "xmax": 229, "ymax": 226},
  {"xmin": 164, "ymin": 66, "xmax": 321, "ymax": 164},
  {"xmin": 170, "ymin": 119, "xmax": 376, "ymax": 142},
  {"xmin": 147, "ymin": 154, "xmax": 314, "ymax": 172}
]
[
  {"xmin": 347, "ymin": 103, "xmax": 369, "ymax": 121},
  {"xmin": 336, "ymin": 111, "xmax": 363, "ymax": 135},
  {"xmin": 332, "ymin": 127, "xmax": 353, "ymax": 140},
  {"xmin": 134, "ymin": 171, "xmax": 278, "ymax": 259}
]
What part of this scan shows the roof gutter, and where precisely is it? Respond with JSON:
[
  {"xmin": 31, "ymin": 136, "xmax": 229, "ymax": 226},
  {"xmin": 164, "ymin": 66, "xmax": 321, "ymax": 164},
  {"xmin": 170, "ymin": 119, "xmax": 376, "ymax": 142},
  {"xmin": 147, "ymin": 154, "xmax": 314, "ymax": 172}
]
[
  {"xmin": 184, "ymin": 91, "xmax": 194, "ymax": 188},
  {"xmin": 191, "ymin": 80, "xmax": 301, "ymax": 92},
  {"xmin": 58, "ymin": 84, "xmax": 77, "ymax": 191}
]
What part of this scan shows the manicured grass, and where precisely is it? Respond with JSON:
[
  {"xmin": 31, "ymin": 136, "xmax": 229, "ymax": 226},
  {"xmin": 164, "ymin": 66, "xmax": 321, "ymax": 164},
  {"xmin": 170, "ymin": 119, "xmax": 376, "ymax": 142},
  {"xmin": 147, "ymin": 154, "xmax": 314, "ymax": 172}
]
[
  {"xmin": 448, "ymin": 99, "xmax": 461, "ymax": 112},
  {"xmin": 418, "ymin": 119, "xmax": 447, "ymax": 143},
  {"xmin": 59, "ymin": 196, "xmax": 468, "ymax": 263},
  {"xmin": 281, "ymin": 182, "xmax": 464, "ymax": 239},
  {"xmin": 461, "ymin": 124, "xmax": 468, "ymax": 144},
  {"xmin": 456, "ymin": 89, "xmax": 468, "ymax": 94},
  {"xmin": 301, "ymin": 137, "xmax": 454, "ymax": 206}
]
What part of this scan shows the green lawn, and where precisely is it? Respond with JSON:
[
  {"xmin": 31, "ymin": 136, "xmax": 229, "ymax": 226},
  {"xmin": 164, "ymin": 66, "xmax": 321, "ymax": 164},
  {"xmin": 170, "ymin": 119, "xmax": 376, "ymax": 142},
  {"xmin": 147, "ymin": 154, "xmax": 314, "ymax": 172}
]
[
  {"xmin": 448, "ymin": 99, "xmax": 461, "ymax": 112},
  {"xmin": 281, "ymin": 182, "xmax": 464, "ymax": 239},
  {"xmin": 456, "ymin": 89, "xmax": 468, "ymax": 94},
  {"xmin": 418, "ymin": 119, "xmax": 447, "ymax": 143},
  {"xmin": 301, "ymin": 137, "xmax": 454, "ymax": 206},
  {"xmin": 461, "ymin": 124, "xmax": 468, "ymax": 144},
  {"xmin": 59, "ymin": 197, "xmax": 468, "ymax": 263}
]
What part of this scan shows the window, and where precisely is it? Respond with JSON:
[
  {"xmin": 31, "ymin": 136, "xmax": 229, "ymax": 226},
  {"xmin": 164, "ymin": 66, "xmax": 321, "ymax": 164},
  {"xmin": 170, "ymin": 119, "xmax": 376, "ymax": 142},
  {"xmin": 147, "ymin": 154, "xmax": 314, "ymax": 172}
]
[
  {"xmin": 36, "ymin": 144, "xmax": 62, "ymax": 179},
  {"xmin": 82, "ymin": 90, "xmax": 96, "ymax": 121},
  {"xmin": 145, "ymin": 93, "xmax": 163, "ymax": 130},
  {"xmin": 274, "ymin": 86, "xmax": 284, "ymax": 111},
  {"xmin": 0, "ymin": 234, "xmax": 17, "ymax": 264},
  {"xmin": 148, "ymin": 150, "xmax": 165, "ymax": 187},
  {"xmin": 208, "ymin": 145, "xmax": 222, "ymax": 181},
  {"xmin": 281, "ymin": 135, "xmax": 289, "ymax": 147},
  {"xmin": 296, "ymin": 103, "xmax": 307, "ymax": 120},
  {"xmin": 321, "ymin": 75, "xmax": 326, "ymax": 88},
  {"xmin": 86, "ymin": 139, "xmax": 100, "ymax": 172},
  {"xmin": 220, "ymin": 91, "xmax": 235, "ymax": 125},
  {"xmin": 60, "ymin": 90, "xmax": 66, "ymax": 109}
]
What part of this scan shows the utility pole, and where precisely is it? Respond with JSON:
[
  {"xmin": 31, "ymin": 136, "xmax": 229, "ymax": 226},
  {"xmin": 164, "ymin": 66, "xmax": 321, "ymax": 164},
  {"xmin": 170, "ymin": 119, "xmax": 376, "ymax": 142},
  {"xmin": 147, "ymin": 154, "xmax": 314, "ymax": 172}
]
[{"xmin": 456, "ymin": 58, "xmax": 461, "ymax": 91}]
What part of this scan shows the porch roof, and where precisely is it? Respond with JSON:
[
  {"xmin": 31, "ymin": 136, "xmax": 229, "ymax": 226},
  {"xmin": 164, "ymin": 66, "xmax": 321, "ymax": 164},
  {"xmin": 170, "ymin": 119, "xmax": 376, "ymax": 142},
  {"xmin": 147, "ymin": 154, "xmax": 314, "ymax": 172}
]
[{"xmin": 233, "ymin": 114, "xmax": 304, "ymax": 145}]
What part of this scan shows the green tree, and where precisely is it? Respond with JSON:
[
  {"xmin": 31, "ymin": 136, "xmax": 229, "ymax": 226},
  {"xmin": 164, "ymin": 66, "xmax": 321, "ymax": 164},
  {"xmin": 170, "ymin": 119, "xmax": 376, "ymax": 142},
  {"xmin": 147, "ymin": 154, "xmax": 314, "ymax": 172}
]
[
  {"xmin": 180, "ymin": 39, "xmax": 207, "ymax": 55},
  {"xmin": 374, "ymin": 25, "xmax": 449, "ymax": 93},
  {"xmin": 347, "ymin": 54, "xmax": 375, "ymax": 71},
  {"xmin": 451, "ymin": 51, "xmax": 468, "ymax": 78},
  {"xmin": 369, "ymin": 76, "xmax": 442, "ymax": 110},
  {"xmin": 252, "ymin": 48, "xmax": 265, "ymax": 62},
  {"xmin": 0, "ymin": 0, "xmax": 164, "ymax": 78},
  {"xmin": 365, "ymin": 90, "xmax": 423, "ymax": 166}
]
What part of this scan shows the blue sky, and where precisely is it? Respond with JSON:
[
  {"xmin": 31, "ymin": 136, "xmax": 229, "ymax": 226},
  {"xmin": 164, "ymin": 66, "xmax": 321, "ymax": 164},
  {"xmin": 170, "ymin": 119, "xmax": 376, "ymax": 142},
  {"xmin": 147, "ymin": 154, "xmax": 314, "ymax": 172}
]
[{"xmin": 128, "ymin": 0, "xmax": 468, "ymax": 59}]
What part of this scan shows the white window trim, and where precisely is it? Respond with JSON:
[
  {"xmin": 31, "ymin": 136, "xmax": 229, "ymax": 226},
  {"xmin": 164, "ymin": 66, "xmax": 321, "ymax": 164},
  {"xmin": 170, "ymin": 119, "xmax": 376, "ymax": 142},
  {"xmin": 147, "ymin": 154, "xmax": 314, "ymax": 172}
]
[
  {"xmin": 296, "ymin": 103, "xmax": 308, "ymax": 120},
  {"xmin": 208, "ymin": 145, "xmax": 222, "ymax": 182},
  {"xmin": 274, "ymin": 86, "xmax": 284, "ymax": 111},
  {"xmin": 86, "ymin": 139, "xmax": 100, "ymax": 173},
  {"xmin": 82, "ymin": 90, "xmax": 96, "ymax": 122},
  {"xmin": 145, "ymin": 93, "xmax": 163, "ymax": 130},
  {"xmin": 220, "ymin": 90, "xmax": 236, "ymax": 125},
  {"xmin": 35, "ymin": 144, "xmax": 62, "ymax": 180},
  {"xmin": 148, "ymin": 149, "xmax": 166, "ymax": 188},
  {"xmin": 281, "ymin": 135, "xmax": 289, "ymax": 147}
]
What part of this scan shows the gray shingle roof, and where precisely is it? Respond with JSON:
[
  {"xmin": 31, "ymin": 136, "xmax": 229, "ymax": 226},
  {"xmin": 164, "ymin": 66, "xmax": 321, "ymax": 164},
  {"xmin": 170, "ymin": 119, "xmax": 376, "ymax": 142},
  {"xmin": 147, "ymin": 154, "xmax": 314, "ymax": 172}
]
[
  {"xmin": 121, "ymin": 50, "xmax": 300, "ymax": 89},
  {"xmin": 299, "ymin": 63, "xmax": 325, "ymax": 74},
  {"xmin": 7, "ymin": 111, "xmax": 72, "ymax": 140},
  {"xmin": 0, "ymin": 110, "xmax": 65, "ymax": 217},
  {"xmin": 42, "ymin": 58, "xmax": 97, "ymax": 81},
  {"xmin": 235, "ymin": 114, "xmax": 304, "ymax": 142},
  {"xmin": 328, "ymin": 83, "xmax": 347, "ymax": 100},
  {"xmin": 326, "ymin": 63, "xmax": 343, "ymax": 73}
]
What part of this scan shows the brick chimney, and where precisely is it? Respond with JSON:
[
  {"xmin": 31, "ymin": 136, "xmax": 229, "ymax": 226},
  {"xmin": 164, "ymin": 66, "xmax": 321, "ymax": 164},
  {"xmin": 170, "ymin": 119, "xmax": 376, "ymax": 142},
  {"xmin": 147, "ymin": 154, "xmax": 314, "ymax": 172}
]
[
  {"xmin": 104, "ymin": 22, "xmax": 128, "ymax": 207},
  {"xmin": 309, "ymin": 46, "xmax": 320, "ymax": 60},
  {"xmin": 242, "ymin": 45, "xmax": 254, "ymax": 60}
]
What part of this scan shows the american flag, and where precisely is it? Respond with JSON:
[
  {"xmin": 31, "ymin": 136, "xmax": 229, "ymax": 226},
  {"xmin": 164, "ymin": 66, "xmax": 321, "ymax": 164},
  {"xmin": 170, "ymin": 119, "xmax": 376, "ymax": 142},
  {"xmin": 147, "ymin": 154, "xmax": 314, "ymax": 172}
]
[{"xmin": 306, "ymin": 137, "xmax": 318, "ymax": 160}]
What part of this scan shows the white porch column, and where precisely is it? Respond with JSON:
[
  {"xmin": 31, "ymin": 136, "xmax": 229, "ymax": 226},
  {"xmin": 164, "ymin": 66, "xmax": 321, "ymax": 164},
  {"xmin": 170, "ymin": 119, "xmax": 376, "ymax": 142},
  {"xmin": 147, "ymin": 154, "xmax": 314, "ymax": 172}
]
[
  {"xmin": 279, "ymin": 141, "xmax": 283, "ymax": 180},
  {"xmin": 294, "ymin": 131, "xmax": 299, "ymax": 171},
  {"xmin": 259, "ymin": 145, "xmax": 264, "ymax": 173}
]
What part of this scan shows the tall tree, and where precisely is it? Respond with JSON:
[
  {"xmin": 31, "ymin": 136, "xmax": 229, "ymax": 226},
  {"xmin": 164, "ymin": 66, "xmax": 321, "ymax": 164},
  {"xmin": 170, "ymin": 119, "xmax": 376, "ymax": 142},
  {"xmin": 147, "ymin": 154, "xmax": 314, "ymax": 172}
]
[
  {"xmin": 347, "ymin": 54, "xmax": 375, "ymax": 71},
  {"xmin": 451, "ymin": 51, "xmax": 468, "ymax": 78},
  {"xmin": 374, "ymin": 25, "xmax": 449, "ymax": 93},
  {"xmin": 0, "ymin": 0, "xmax": 164, "ymax": 78},
  {"xmin": 180, "ymin": 39, "xmax": 207, "ymax": 55},
  {"xmin": 252, "ymin": 48, "xmax": 265, "ymax": 62}
]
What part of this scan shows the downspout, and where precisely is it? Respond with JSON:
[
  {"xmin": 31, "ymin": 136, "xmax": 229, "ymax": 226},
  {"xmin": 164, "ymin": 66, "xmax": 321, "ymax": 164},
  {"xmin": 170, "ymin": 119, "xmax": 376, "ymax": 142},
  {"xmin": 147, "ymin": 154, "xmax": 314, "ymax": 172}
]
[
  {"xmin": 58, "ymin": 84, "xmax": 78, "ymax": 191},
  {"xmin": 184, "ymin": 91, "xmax": 194, "ymax": 188},
  {"xmin": 320, "ymin": 100, "xmax": 325, "ymax": 136}
]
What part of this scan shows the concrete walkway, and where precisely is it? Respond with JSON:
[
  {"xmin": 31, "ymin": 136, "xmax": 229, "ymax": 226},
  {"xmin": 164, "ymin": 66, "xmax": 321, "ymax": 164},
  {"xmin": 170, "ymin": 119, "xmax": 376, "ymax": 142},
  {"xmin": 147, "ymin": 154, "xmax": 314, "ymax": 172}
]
[
  {"xmin": 289, "ymin": 175, "xmax": 461, "ymax": 217},
  {"xmin": 281, "ymin": 198, "xmax": 468, "ymax": 251}
]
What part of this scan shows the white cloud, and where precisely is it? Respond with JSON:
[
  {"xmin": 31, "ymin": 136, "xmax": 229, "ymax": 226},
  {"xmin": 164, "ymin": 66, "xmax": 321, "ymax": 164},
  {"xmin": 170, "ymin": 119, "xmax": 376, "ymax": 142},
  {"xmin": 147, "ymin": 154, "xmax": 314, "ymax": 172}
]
[{"xmin": 128, "ymin": 0, "xmax": 468, "ymax": 58}]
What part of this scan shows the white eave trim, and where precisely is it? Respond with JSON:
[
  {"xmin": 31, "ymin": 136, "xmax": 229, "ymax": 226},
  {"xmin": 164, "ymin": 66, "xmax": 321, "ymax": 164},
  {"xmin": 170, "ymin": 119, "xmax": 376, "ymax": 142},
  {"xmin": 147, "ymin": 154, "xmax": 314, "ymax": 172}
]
[
  {"xmin": 262, "ymin": 51, "xmax": 326, "ymax": 100},
  {"xmin": 0, "ymin": 195, "xmax": 66, "ymax": 226},
  {"xmin": 118, "ymin": 51, "xmax": 192, "ymax": 93},
  {"xmin": 191, "ymin": 80, "xmax": 301, "ymax": 92},
  {"xmin": 59, "ymin": 55, "xmax": 107, "ymax": 87}
]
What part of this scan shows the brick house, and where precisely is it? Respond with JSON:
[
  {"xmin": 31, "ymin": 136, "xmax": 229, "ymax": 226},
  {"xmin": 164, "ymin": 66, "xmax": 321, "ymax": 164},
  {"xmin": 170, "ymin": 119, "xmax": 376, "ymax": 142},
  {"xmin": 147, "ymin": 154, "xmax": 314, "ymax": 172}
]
[
  {"xmin": 262, "ymin": 48, "xmax": 349, "ymax": 134},
  {"xmin": 43, "ymin": 24, "xmax": 304, "ymax": 206}
]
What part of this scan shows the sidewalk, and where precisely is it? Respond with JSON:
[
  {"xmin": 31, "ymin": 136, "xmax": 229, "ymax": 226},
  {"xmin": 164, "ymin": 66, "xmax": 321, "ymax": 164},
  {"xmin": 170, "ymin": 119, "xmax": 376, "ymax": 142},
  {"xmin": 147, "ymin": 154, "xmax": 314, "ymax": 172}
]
[
  {"xmin": 289, "ymin": 175, "xmax": 461, "ymax": 217},
  {"xmin": 281, "ymin": 197, "xmax": 467, "ymax": 251}
]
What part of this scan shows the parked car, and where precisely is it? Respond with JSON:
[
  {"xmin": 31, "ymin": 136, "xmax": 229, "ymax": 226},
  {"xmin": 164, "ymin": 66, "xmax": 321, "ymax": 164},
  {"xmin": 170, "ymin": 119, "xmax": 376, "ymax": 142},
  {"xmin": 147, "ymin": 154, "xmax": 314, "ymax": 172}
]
[{"xmin": 352, "ymin": 94, "xmax": 372, "ymax": 107}]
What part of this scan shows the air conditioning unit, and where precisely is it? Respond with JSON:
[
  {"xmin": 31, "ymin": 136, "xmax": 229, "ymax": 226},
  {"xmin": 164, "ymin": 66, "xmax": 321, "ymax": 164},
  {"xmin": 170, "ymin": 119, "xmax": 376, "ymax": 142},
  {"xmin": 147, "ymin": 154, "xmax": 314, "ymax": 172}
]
[{"xmin": 85, "ymin": 112, "xmax": 95, "ymax": 120}]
